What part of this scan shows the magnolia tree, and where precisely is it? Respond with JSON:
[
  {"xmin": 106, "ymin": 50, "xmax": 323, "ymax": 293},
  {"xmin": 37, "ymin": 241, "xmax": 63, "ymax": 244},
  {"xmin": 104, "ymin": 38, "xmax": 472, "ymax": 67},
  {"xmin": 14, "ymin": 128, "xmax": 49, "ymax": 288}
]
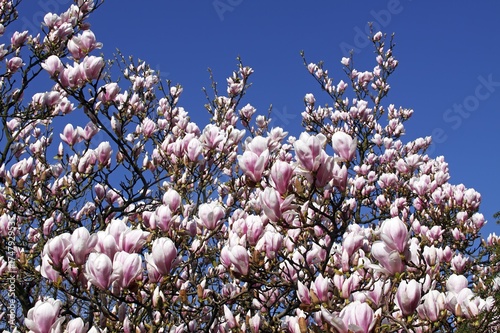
[{"xmin": 0, "ymin": 1, "xmax": 499, "ymax": 332}]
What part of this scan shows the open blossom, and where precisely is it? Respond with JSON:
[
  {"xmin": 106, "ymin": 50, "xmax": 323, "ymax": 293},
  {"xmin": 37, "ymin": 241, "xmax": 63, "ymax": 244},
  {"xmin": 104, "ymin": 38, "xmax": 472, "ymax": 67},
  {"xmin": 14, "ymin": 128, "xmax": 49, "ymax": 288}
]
[
  {"xmin": 418, "ymin": 290, "xmax": 445, "ymax": 321},
  {"xmin": 97, "ymin": 82, "xmax": 120, "ymax": 102},
  {"xmin": 198, "ymin": 202, "xmax": 225, "ymax": 230},
  {"xmin": 60, "ymin": 62, "xmax": 84, "ymax": 88},
  {"xmin": 66, "ymin": 318, "xmax": 88, "ymax": 333},
  {"xmin": 85, "ymin": 253, "xmax": 116, "ymax": 290},
  {"xmin": 67, "ymin": 30, "xmax": 102, "ymax": 59},
  {"xmin": 221, "ymin": 244, "xmax": 249, "ymax": 276},
  {"xmin": 112, "ymin": 251, "xmax": 143, "ymax": 288},
  {"xmin": 7, "ymin": 56, "xmax": 24, "ymax": 72},
  {"xmin": 95, "ymin": 141, "xmax": 112, "ymax": 166},
  {"xmin": 43, "ymin": 233, "xmax": 71, "ymax": 268},
  {"xmin": 146, "ymin": 237, "xmax": 177, "ymax": 276},
  {"xmin": 270, "ymin": 160, "xmax": 294, "ymax": 195},
  {"xmin": 41, "ymin": 55, "xmax": 64, "ymax": 78},
  {"xmin": 396, "ymin": 280, "xmax": 421, "ymax": 315},
  {"xmin": 293, "ymin": 133, "xmax": 325, "ymax": 172},
  {"xmin": 141, "ymin": 117, "xmax": 157, "ymax": 137},
  {"xmin": 379, "ymin": 217, "xmax": 409, "ymax": 253},
  {"xmin": 322, "ymin": 301, "xmax": 374, "ymax": 333},
  {"xmin": 238, "ymin": 136, "xmax": 270, "ymax": 182},
  {"xmin": 371, "ymin": 241, "xmax": 405, "ymax": 275},
  {"xmin": 332, "ymin": 131, "xmax": 356, "ymax": 162},
  {"xmin": 24, "ymin": 298, "xmax": 64, "ymax": 333},
  {"xmin": 238, "ymin": 149, "xmax": 269, "ymax": 182},
  {"xmin": 70, "ymin": 227, "xmax": 97, "ymax": 266}
]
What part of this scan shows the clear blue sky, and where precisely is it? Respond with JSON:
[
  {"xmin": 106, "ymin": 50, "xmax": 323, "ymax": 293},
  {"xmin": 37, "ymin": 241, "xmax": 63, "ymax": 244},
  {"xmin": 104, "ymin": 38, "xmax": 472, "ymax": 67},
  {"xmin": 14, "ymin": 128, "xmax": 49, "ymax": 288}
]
[{"xmin": 17, "ymin": 0, "xmax": 500, "ymax": 236}]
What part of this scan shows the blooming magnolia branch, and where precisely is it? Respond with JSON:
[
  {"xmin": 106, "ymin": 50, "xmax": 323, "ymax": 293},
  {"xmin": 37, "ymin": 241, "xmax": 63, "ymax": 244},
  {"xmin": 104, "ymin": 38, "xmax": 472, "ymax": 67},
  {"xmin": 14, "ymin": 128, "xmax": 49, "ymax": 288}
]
[{"xmin": 0, "ymin": 2, "xmax": 498, "ymax": 333}]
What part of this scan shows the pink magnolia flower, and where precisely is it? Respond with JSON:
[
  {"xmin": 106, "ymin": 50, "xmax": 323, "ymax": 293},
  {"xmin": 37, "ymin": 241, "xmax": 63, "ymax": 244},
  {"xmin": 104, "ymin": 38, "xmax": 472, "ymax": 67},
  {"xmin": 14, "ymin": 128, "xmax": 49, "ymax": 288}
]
[
  {"xmin": 371, "ymin": 241, "xmax": 405, "ymax": 275},
  {"xmin": 373, "ymin": 31, "xmax": 383, "ymax": 41},
  {"xmin": 423, "ymin": 245, "xmax": 439, "ymax": 268},
  {"xmin": 315, "ymin": 154, "xmax": 335, "ymax": 187},
  {"xmin": 7, "ymin": 56, "xmax": 24, "ymax": 73},
  {"xmin": 341, "ymin": 231, "xmax": 364, "ymax": 271},
  {"xmin": 186, "ymin": 138, "xmax": 202, "ymax": 162},
  {"xmin": 238, "ymin": 138, "xmax": 270, "ymax": 183},
  {"xmin": 341, "ymin": 57, "xmax": 350, "ymax": 66},
  {"xmin": 245, "ymin": 215, "xmax": 264, "ymax": 246},
  {"xmin": 201, "ymin": 124, "xmax": 224, "ymax": 149},
  {"xmin": 60, "ymin": 63, "xmax": 84, "ymax": 88},
  {"xmin": 340, "ymin": 301, "xmax": 375, "ymax": 333},
  {"xmin": 332, "ymin": 131, "xmax": 356, "ymax": 162},
  {"xmin": 95, "ymin": 232, "xmax": 120, "ymax": 262},
  {"xmin": 311, "ymin": 274, "xmax": 330, "ymax": 303},
  {"xmin": 70, "ymin": 227, "xmax": 97, "ymax": 266},
  {"xmin": 119, "ymin": 227, "xmax": 150, "ymax": 253},
  {"xmin": 81, "ymin": 55, "xmax": 104, "ymax": 81},
  {"xmin": 223, "ymin": 305, "xmax": 237, "ymax": 329},
  {"xmin": 255, "ymin": 229, "xmax": 283, "ymax": 260},
  {"xmin": 365, "ymin": 280, "xmax": 390, "ymax": 307},
  {"xmin": 60, "ymin": 124, "xmax": 83, "ymax": 146},
  {"xmin": 11, "ymin": 30, "xmax": 28, "ymax": 48},
  {"xmin": 31, "ymin": 91, "xmax": 61, "ymax": 107},
  {"xmin": 146, "ymin": 237, "xmax": 177, "ymax": 276},
  {"xmin": 43, "ymin": 233, "xmax": 72, "ymax": 268},
  {"xmin": 77, "ymin": 150, "xmax": 97, "ymax": 174},
  {"xmin": 95, "ymin": 141, "xmax": 112, "ymax": 166},
  {"xmin": 41, "ymin": 55, "xmax": 63, "ymax": 78},
  {"xmin": 417, "ymin": 290, "xmax": 445, "ymax": 322},
  {"xmin": 260, "ymin": 187, "xmax": 283, "ymax": 222},
  {"xmin": 24, "ymin": 298, "xmax": 64, "ymax": 333},
  {"xmin": 10, "ymin": 156, "xmax": 34, "ymax": 178},
  {"xmin": 85, "ymin": 253, "xmax": 116, "ymax": 290},
  {"xmin": 270, "ymin": 160, "xmax": 294, "ymax": 195},
  {"xmin": 94, "ymin": 184, "xmax": 106, "ymax": 201},
  {"xmin": 249, "ymin": 313, "xmax": 261, "ymax": 333},
  {"xmin": 379, "ymin": 217, "xmax": 409, "ymax": 254},
  {"xmin": 322, "ymin": 301, "xmax": 375, "ymax": 333},
  {"xmin": 221, "ymin": 244, "xmax": 249, "ymax": 276},
  {"xmin": 97, "ymin": 82, "xmax": 120, "ymax": 103},
  {"xmin": 332, "ymin": 163, "xmax": 348, "ymax": 191},
  {"xmin": 141, "ymin": 117, "xmax": 156, "ymax": 137},
  {"xmin": 67, "ymin": 30, "xmax": 102, "ymax": 59},
  {"xmin": 112, "ymin": 251, "xmax": 143, "ymax": 289},
  {"xmin": 451, "ymin": 254, "xmax": 468, "ymax": 273},
  {"xmin": 163, "ymin": 189, "xmax": 181, "ymax": 212},
  {"xmin": 198, "ymin": 202, "xmax": 225, "ymax": 230},
  {"xmin": 396, "ymin": 280, "xmax": 422, "ymax": 316},
  {"xmin": 297, "ymin": 280, "xmax": 311, "ymax": 305},
  {"xmin": 82, "ymin": 121, "xmax": 99, "ymax": 141},
  {"xmin": 40, "ymin": 254, "xmax": 61, "ymax": 282},
  {"xmin": 66, "ymin": 318, "xmax": 88, "ymax": 333},
  {"xmin": 446, "ymin": 274, "xmax": 469, "ymax": 294},
  {"xmin": 0, "ymin": 214, "xmax": 10, "ymax": 237},
  {"xmin": 154, "ymin": 205, "xmax": 173, "ymax": 232},
  {"xmin": 293, "ymin": 133, "xmax": 325, "ymax": 172}
]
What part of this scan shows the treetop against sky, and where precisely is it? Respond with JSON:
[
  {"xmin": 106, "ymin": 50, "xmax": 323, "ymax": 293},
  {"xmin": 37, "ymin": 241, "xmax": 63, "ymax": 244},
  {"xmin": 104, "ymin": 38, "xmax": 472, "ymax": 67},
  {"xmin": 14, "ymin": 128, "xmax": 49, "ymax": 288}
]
[{"xmin": 0, "ymin": 0, "xmax": 499, "ymax": 332}]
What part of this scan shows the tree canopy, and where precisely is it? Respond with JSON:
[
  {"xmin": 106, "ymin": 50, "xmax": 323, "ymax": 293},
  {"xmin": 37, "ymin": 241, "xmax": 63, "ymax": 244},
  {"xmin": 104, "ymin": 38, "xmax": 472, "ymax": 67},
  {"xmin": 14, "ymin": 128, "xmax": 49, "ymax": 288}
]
[{"xmin": 0, "ymin": 1, "xmax": 499, "ymax": 332}]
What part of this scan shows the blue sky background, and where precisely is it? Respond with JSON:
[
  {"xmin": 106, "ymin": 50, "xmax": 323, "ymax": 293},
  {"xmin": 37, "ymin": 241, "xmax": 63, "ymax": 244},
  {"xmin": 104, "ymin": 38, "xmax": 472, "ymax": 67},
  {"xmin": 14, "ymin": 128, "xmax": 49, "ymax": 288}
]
[{"xmin": 17, "ymin": 0, "xmax": 500, "ymax": 237}]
